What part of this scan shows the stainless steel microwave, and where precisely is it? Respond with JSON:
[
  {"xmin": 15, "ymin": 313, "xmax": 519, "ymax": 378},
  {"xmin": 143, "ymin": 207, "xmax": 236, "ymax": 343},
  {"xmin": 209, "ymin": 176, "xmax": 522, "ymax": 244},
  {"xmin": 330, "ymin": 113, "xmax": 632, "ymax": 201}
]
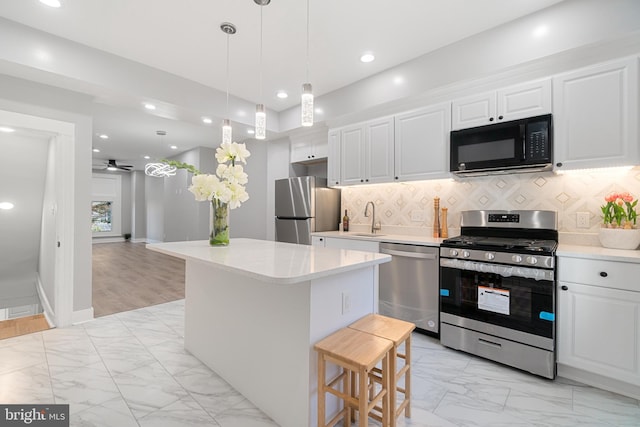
[{"xmin": 450, "ymin": 114, "xmax": 552, "ymax": 176}]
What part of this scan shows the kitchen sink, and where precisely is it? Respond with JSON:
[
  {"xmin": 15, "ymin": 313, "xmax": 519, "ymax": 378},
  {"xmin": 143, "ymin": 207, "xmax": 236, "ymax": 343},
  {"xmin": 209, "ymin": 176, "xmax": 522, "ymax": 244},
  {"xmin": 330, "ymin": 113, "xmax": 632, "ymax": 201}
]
[{"xmin": 352, "ymin": 233, "xmax": 385, "ymax": 237}]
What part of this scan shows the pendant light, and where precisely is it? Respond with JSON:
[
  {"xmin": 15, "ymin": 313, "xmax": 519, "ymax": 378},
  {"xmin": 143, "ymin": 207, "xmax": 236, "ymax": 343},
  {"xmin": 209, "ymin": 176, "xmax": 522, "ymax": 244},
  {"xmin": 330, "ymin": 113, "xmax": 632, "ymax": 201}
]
[
  {"xmin": 254, "ymin": 0, "xmax": 270, "ymax": 140},
  {"xmin": 220, "ymin": 22, "xmax": 237, "ymax": 144},
  {"xmin": 301, "ymin": 0, "xmax": 313, "ymax": 127}
]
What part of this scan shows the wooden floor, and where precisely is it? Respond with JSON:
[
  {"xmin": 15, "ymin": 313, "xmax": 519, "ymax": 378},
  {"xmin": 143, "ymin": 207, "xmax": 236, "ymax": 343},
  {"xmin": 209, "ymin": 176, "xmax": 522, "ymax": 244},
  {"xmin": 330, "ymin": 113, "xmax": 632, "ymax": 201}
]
[
  {"xmin": 92, "ymin": 241, "xmax": 185, "ymax": 317},
  {"xmin": 0, "ymin": 314, "xmax": 50, "ymax": 340}
]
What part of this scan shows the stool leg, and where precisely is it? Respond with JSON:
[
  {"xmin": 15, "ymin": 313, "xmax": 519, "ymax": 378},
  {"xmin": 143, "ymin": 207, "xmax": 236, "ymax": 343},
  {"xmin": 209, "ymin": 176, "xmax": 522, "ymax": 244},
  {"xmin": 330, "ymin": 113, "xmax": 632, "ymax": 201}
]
[
  {"xmin": 405, "ymin": 334, "xmax": 411, "ymax": 418},
  {"xmin": 359, "ymin": 368, "xmax": 368, "ymax": 427},
  {"xmin": 318, "ymin": 353, "xmax": 326, "ymax": 427},
  {"xmin": 382, "ymin": 352, "xmax": 390, "ymax": 427},
  {"xmin": 344, "ymin": 366, "xmax": 351, "ymax": 426},
  {"xmin": 389, "ymin": 347, "xmax": 397, "ymax": 427}
]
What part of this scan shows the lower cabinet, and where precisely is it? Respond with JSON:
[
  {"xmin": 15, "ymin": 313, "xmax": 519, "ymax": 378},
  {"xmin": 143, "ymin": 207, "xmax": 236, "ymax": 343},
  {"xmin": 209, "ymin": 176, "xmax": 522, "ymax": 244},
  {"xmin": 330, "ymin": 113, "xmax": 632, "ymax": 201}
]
[
  {"xmin": 557, "ymin": 256, "xmax": 640, "ymax": 398},
  {"xmin": 323, "ymin": 237, "xmax": 379, "ymax": 252}
]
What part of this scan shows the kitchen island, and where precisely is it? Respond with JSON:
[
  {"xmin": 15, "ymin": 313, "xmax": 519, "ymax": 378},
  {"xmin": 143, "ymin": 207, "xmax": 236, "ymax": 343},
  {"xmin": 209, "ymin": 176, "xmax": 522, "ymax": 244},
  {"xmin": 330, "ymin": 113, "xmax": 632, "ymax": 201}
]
[{"xmin": 147, "ymin": 238, "xmax": 391, "ymax": 427}]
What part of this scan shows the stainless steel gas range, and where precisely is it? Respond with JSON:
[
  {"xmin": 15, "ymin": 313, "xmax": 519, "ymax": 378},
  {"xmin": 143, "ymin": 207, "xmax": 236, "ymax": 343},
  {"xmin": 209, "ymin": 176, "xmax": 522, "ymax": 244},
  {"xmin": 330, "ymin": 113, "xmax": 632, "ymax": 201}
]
[{"xmin": 439, "ymin": 210, "xmax": 558, "ymax": 379}]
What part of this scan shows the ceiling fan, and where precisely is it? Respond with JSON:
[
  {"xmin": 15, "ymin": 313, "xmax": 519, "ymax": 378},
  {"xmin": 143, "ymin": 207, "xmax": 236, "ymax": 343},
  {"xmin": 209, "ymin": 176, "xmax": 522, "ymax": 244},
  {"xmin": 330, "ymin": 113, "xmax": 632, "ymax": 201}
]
[{"xmin": 94, "ymin": 159, "xmax": 134, "ymax": 172}]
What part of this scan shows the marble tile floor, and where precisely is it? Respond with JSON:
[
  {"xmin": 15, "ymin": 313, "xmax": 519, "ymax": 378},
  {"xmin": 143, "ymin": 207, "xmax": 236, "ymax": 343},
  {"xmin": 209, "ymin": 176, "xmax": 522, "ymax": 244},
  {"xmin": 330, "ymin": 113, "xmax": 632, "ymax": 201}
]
[{"xmin": 0, "ymin": 299, "xmax": 638, "ymax": 427}]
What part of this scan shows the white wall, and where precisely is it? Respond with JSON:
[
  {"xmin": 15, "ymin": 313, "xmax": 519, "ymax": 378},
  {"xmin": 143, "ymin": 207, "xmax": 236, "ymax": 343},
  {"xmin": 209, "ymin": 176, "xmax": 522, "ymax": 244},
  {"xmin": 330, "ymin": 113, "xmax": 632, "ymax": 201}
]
[
  {"xmin": 145, "ymin": 174, "xmax": 164, "ymax": 243},
  {"xmin": 39, "ymin": 136, "xmax": 57, "ymax": 313},
  {"xmin": 266, "ymin": 137, "xmax": 293, "ymax": 241},
  {"xmin": 131, "ymin": 170, "xmax": 146, "ymax": 241}
]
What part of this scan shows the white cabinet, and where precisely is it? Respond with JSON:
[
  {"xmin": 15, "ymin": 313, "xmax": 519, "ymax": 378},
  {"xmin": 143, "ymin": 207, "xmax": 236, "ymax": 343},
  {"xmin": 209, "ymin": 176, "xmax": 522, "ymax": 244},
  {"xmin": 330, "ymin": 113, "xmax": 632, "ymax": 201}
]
[
  {"xmin": 553, "ymin": 57, "xmax": 639, "ymax": 171},
  {"xmin": 340, "ymin": 117, "xmax": 394, "ymax": 185},
  {"xmin": 394, "ymin": 102, "xmax": 451, "ymax": 181},
  {"xmin": 327, "ymin": 130, "xmax": 341, "ymax": 186},
  {"xmin": 452, "ymin": 79, "xmax": 551, "ymax": 130},
  {"xmin": 324, "ymin": 237, "xmax": 380, "ymax": 253},
  {"xmin": 557, "ymin": 256, "xmax": 640, "ymax": 398},
  {"xmin": 311, "ymin": 236, "xmax": 326, "ymax": 247},
  {"xmin": 290, "ymin": 128, "xmax": 329, "ymax": 164}
]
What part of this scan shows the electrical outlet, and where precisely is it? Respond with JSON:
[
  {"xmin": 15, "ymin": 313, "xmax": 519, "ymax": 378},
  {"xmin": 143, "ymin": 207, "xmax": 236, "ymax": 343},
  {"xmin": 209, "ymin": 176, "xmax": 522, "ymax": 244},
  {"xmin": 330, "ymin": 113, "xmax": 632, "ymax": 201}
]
[
  {"xmin": 411, "ymin": 210, "xmax": 426, "ymax": 222},
  {"xmin": 342, "ymin": 292, "xmax": 351, "ymax": 314},
  {"xmin": 576, "ymin": 212, "xmax": 590, "ymax": 229}
]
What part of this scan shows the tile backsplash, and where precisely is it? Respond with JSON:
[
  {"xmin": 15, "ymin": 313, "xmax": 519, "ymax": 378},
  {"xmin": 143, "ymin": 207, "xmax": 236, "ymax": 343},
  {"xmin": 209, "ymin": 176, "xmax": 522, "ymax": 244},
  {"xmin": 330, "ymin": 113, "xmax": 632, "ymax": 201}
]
[{"xmin": 341, "ymin": 166, "xmax": 640, "ymax": 244}]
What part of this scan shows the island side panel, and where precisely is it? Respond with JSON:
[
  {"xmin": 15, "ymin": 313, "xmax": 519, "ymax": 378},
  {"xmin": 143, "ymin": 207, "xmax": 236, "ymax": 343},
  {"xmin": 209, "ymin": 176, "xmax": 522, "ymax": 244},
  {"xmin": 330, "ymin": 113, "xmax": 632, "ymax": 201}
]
[
  {"xmin": 184, "ymin": 259, "xmax": 312, "ymax": 427},
  {"xmin": 308, "ymin": 265, "xmax": 377, "ymax": 426}
]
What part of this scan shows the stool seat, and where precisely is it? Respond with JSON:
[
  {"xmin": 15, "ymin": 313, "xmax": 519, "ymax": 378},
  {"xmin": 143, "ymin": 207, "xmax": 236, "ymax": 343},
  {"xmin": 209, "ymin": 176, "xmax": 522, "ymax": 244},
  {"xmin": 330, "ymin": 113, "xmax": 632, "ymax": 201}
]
[
  {"xmin": 349, "ymin": 314, "xmax": 415, "ymax": 427},
  {"xmin": 349, "ymin": 314, "xmax": 414, "ymax": 344},
  {"xmin": 314, "ymin": 327, "xmax": 392, "ymax": 371},
  {"xmin": 314, "ymin": 327, "xmax": 393, "ymax": 427}
]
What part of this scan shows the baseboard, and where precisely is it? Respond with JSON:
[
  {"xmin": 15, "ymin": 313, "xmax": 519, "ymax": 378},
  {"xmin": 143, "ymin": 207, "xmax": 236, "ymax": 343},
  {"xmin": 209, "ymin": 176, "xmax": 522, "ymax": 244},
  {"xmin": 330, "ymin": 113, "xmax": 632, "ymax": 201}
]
[
  {"xmin": 132, "ymin": 238, "xmax": 147, "ymax": 243},
  {"xmin": 72, "ymin": 307, "xmax": 94, "ymax": 325},
  {"xmin": 92, "ymin": 237, "xmax": 126, "ymax": 244},
  {"xmin": 557, "ymin": 363, "xmax": 640, "ymax": 400},
  {"xmin": 144, "ymin": 238, "xmax": 163, "ymax": 244},
  {"xmin": 35, "ymin": 274, "xmax": 55, "ymax": 328}
]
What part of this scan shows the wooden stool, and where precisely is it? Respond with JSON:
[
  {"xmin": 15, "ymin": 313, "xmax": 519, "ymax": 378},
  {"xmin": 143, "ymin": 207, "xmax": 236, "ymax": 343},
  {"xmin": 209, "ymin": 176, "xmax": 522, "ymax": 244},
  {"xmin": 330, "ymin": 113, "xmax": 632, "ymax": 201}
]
[
  {"xmin": 314, "ymin": 327, "xmax": 393, "ymax": 427},
  {"xmin": 349, "ymin": 314, "xmax": 415, "ymax": 427}
]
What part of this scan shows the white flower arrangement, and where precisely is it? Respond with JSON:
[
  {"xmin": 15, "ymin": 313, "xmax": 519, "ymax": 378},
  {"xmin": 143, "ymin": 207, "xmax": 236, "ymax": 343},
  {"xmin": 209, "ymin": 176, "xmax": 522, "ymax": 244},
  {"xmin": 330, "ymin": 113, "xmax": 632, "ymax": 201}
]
[{"xmin": 164, "ymin": 141, "xmax": 250, "ymax": 209}]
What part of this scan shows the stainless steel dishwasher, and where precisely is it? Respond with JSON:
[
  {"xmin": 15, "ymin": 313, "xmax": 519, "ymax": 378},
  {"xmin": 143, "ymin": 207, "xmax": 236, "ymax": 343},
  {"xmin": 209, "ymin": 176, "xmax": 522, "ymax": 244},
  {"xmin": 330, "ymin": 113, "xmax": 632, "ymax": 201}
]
[{"xmin": 379, "ymin": 242, "xmax": 439, "ymax": 335}]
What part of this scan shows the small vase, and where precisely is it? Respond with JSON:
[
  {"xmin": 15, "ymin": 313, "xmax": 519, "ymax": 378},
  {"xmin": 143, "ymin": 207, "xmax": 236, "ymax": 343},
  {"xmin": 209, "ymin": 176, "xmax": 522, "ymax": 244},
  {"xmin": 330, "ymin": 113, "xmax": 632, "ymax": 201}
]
[
  {"xmin": 210, "ymin": 199, "xmax": 229, "ymax": 246},
  {"xmin": 598, "ymin": 226, "xmax": 640, "ymax": 250}
]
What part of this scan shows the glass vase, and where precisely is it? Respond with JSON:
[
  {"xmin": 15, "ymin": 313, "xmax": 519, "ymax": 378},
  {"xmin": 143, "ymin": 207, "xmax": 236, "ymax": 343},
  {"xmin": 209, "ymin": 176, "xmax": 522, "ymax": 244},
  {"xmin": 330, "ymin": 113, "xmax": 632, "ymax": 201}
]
[{"xmin": 210, "ymin": 199, "xmax": 229, "ymax": 246}]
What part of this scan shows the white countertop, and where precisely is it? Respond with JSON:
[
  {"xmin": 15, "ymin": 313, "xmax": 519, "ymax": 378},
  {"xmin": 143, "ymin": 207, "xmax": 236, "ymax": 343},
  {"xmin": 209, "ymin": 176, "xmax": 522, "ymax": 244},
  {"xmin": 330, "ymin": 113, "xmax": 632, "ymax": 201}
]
[
  {"xmin": 312, "ymin": 230, "xmax": 444, "ymax": 247},
  {"xmin": 313, "ymin": 231, "xmax": 640, "ymax": 263},
  {"xmin": 146, "ymin": 238, "xmax": 391, "ymax": 285},
  {"xmin": 557, "ymin": 244, "xmax": 640, "ymax": 263}
]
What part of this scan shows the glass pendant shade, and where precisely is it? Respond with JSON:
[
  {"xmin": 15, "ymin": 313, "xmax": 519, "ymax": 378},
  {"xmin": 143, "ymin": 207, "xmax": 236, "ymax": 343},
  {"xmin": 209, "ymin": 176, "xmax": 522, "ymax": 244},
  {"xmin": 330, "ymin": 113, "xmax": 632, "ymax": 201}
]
[
  {"xmin": 255, "ymin": 104, "xmax": 266, "ymax": 140},
  {"xmin": 301, "ymin": 83, "xmax": 314, "ymax": 127},
  {"xmin": 222, "ymin": 119, "xmax": 232, "ymax": 144}
]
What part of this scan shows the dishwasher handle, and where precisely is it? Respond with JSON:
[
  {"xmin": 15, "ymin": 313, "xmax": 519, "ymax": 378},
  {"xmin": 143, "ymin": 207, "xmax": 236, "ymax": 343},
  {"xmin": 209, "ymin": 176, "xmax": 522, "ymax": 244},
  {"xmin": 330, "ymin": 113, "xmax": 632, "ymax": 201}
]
[{"xmin": 380, "ymin": 248, "xmax": 437, "ymax": 259}]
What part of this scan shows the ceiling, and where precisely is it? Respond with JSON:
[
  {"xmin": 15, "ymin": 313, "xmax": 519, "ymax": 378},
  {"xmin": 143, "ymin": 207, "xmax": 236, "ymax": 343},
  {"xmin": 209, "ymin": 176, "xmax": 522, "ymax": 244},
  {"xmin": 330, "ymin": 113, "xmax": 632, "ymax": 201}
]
[{"xmin": 0, "ymin": 0, "xmax": 564, "ymax": 169}]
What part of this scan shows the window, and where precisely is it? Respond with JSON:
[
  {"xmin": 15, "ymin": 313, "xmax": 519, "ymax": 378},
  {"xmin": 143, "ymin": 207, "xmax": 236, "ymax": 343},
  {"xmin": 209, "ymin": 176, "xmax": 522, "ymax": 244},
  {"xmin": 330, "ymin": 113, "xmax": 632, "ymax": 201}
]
[{"xmin": 91, "ymin": 201, "xmax": 113, "ymax": 232}]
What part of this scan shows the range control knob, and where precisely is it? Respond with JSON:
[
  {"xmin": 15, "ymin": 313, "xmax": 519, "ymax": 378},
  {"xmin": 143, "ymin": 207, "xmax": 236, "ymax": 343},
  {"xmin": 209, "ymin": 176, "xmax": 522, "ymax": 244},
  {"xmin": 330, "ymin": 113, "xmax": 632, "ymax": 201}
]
[
  {"xmin": 462, "ymin": 250, "xmax": 471, "ymax": 258},
  {"xmin": 526, "ymin": 256, "xmax": 538, "ymax": 265},
  {"xmin": 449, "ymin": 249, "xmax": 459, "ymax": 257},
  {"xmin": 511, "ymin": 255, "xmax": 523, "ymax": 263},
  {"xmin": 485, "ymin": 252, "xmax": 495, "ymax": 260}
]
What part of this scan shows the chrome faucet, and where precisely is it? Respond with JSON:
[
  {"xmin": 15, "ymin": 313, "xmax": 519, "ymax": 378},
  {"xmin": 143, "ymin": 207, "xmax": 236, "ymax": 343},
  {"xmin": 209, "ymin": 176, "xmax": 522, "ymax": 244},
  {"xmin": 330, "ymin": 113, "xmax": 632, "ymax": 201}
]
[{"xmin": 364, "ymin": 201, "xmax": 381, "ymax": 234}]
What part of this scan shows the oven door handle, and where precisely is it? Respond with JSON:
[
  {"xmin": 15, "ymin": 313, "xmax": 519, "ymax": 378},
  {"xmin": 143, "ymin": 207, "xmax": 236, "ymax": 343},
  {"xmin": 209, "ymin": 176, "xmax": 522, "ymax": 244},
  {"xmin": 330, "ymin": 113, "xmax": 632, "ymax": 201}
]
[{"xmin": 440, "ymin": 258, "xmax": 554, "ymax": 281}]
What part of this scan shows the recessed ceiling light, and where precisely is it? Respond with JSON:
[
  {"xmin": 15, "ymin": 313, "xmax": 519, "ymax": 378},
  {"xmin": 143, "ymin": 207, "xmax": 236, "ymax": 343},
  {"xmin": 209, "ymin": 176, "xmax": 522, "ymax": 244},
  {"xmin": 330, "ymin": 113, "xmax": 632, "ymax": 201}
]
[
  {"xmin": 276, "ymin": 90, "xmax": 288, "ymax": 99},
  {"xmin": 143, "ymin": 155, "xmax": 150, "ymax": 159},
  {"xmin": 314, "ymin": 108, "xmax": 324, "ymax": 115},
  {"xmin": 393, "ymin": 76, "xmax": 405, "ymax": 85},
  {"xmin": 247, "ymin": 129, "xmax": 255, "ymax": 135},
  {"xmin": 170, "ymin": 145, "xmax": 178, "ymax": 150},
  {"xmin": 532, "ymin": 25, "xmax": 548, "ymax": 38},
  {"xmin": 92, "ymin": 148, "xmax": 100, "ymax": 153},
  {"xmin": 39, "ymin": 0, "xmax": 61, "ymax": 8},
  {"xmin": 202, "ymin": 117, "xmax": 213, "ymax": 124},
  {"xmin": 0, "ymin": 202, "xmax": 14, "ymax": 210},
  {"xmin": 360, "ymin": 53, "xmax": 375, "ymax": 63},
  {"xmin": 144, "ymin": 103, "xmax": 156, "ymax": 110},
  {"xmin": 0, "ymin": 126, "xmax": 16, "ymax": 133},
  {"xmin": 98, "ymin": 134, "xmax": 109, "ymax": 139}
]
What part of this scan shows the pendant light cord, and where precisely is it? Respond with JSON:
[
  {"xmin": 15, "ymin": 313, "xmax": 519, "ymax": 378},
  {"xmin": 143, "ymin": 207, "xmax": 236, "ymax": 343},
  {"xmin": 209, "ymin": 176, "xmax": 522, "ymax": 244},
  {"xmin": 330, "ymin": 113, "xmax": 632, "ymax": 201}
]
[
  {"xmin": 225, "ymin": 32, "xmax": 230, "ymax": 118},
  {"xmin": 259, "ymin": 5, "xmax": 263, "ymax": 102},
  {"xmin": 305, "ymin": 0, "xmax": 310, "ymax": 82}
]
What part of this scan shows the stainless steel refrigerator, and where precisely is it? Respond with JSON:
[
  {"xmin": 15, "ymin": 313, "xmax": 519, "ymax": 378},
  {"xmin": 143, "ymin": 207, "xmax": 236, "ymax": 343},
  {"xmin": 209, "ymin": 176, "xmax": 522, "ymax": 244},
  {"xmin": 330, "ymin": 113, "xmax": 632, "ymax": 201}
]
[{"xmin": 275, "ymin": 177, "xmax": 341, "ymax": 245}]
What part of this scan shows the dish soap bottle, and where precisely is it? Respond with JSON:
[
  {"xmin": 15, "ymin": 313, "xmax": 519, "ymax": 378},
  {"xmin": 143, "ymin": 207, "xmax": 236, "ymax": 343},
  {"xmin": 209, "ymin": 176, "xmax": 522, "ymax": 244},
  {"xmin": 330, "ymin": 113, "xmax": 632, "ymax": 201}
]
[{"xmin": 342, "ymin": 210, "xmax": 349, "ymax": 232}]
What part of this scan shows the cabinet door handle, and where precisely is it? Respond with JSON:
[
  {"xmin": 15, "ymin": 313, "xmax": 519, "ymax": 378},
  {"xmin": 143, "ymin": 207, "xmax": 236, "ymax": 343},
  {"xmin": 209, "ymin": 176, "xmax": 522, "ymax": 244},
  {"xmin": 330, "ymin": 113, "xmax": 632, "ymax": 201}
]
[
  {"xmin": 599, "ymin": 271, "xmax": 608, "ymax": 277},
  {"xmin": 498, "ymin": 115, "xmax": 504, "ymax": 120},
  {"xmin": 556, "ymin": 162, "xmax": 563, "ymax": 167},
  {"xmin": 561, "ymin": 285, "xmax": 568, "ymax": 291},
  {"xmin": 489, "ymin": 117, "xmax": 494, "ymax": 122}
]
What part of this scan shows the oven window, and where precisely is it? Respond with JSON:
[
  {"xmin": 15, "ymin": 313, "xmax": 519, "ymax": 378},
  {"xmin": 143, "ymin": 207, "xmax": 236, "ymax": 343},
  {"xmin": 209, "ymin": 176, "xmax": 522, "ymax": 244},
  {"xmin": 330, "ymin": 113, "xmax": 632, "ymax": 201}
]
[{"xmin": 441, "ymin": 267, "xmax": 554, "ymax": 338}]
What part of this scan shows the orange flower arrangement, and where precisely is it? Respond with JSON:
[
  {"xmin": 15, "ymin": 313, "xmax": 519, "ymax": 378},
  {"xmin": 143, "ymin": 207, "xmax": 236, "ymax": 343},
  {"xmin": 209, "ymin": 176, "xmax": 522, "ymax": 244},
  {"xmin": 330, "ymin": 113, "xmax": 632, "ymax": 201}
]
[{"xmin": 601, "ymin": 192, "xmax": 638, "ymax": 228}]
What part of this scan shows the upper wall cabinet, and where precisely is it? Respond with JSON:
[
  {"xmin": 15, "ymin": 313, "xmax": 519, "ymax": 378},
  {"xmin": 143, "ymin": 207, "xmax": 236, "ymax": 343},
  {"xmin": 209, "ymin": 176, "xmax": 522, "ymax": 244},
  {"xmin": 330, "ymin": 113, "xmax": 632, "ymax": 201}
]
[
  {"xmin": 290, "ymin": 128, "xmax": 329, "ymax": 164},
  {"xmin": 340, "ymin": 117, "xmax": 395, "ymax": 185},
  {"xmin": 452, "ymin": 79, "xmax": 552, "ymax": 130},
  {"xmin": 394, "ymin": 103, "xmax": 451, "ymax": 181},
  {"xmin": 327, "ymin": 130, "xmax": 341, "ymax": 186},
  {"xmin": 553, "ymin": 56, "xmax": 639, "ymax": 171}
]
